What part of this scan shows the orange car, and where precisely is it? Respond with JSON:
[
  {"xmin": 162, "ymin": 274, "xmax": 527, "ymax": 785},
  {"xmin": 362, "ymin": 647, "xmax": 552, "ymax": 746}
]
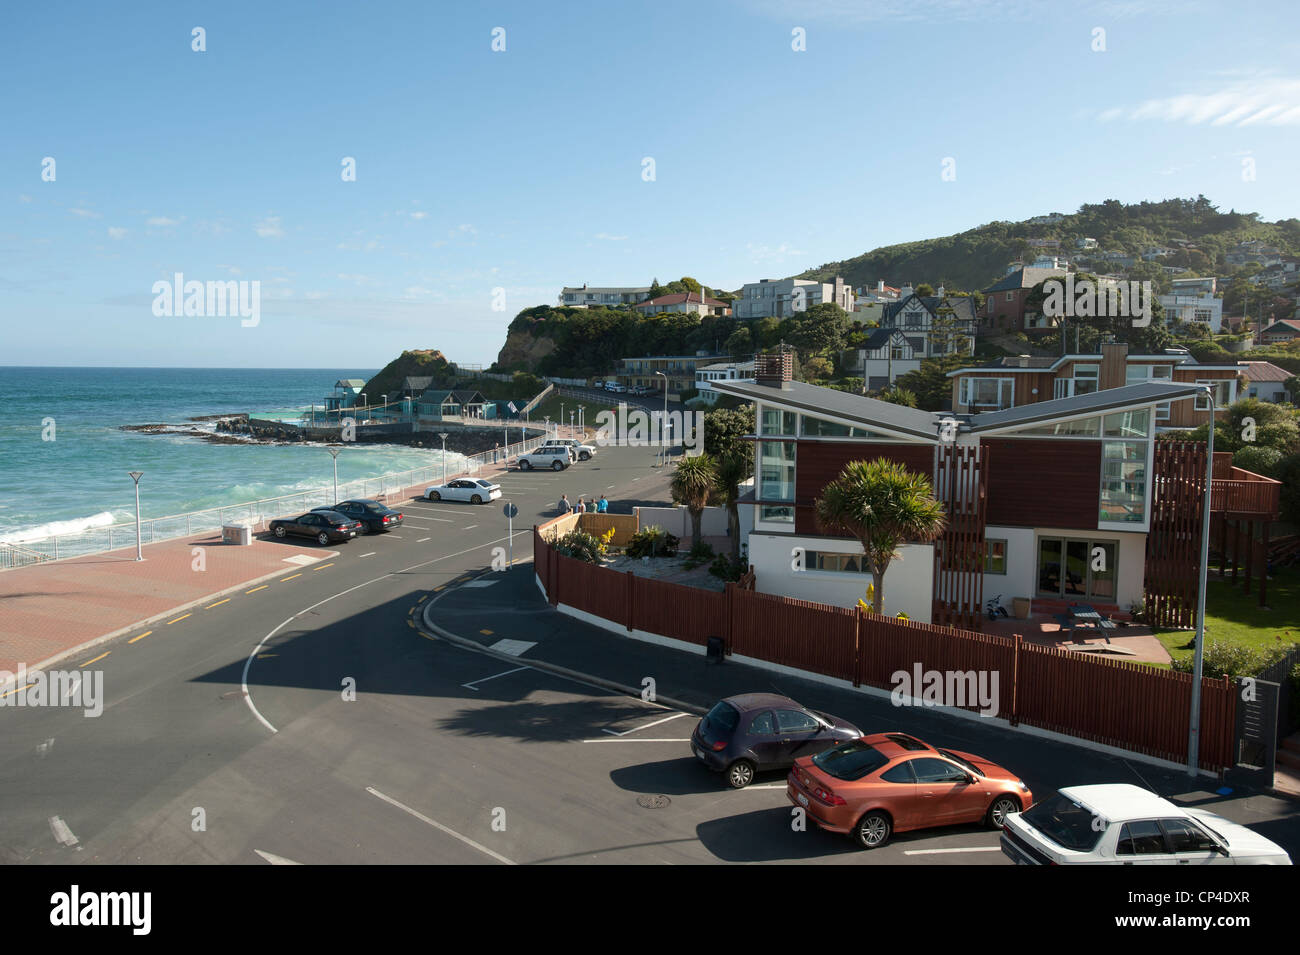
[{"xmin": 786, "ymin": 732, "xmax": 1032, "ymax": 849}]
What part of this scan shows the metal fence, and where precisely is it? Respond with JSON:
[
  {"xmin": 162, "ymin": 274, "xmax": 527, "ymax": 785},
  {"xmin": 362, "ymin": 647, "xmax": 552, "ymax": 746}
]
[{"xmin": 0, "ymin": 433, "xmax": 556, "ymax": 569}]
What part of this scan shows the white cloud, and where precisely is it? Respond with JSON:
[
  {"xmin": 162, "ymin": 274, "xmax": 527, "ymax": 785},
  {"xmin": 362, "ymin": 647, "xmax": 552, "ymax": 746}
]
[
  {"xmin": 107, "ymin": 227, "xmax": 127, "ymax": 240},
  {"xmin": 409, "ymin": 211, "xmax": 428, "ymax": 220},
  {"xmin": 255, "ymin": 216, "xmax": 285, "ymax": 238},
  {"xmin": 69, "ymin": 207, "xmax": 100, "ymax": 218},
  {"xmin": 146, "ymin": 216, "xmax": 180, "ymax": 227},
  {"xmin": 1096, "ymin": 76, "xmax": 1300, "ymax": 127},
  {"xmin": 747, "ymin": 241, "xmax": 806, "ymax": 263}
]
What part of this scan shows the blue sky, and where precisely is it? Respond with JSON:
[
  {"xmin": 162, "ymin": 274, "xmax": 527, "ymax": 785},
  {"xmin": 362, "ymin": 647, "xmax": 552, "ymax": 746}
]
[{"xmin": 3, "ymin": 0, "xmax": 1298, "ymax": 367}]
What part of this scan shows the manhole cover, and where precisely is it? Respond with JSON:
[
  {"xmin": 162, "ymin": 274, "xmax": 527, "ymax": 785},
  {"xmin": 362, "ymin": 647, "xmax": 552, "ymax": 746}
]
[{"xmin": 636, "ymin": 794, "xmax": 671, "ymax": 810}]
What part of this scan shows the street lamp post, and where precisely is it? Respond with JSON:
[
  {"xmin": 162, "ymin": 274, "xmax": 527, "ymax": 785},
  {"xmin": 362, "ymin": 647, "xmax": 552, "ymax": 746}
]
[
  {"xmin": 655, "ymin": 371, "xmax": 668, "ymax": 467},
  {"xmin": 325, "ymin": 446, "xmax": 342, "ymax": 505},
  {"xmin": 560, "ymin": 403, "xmax": 565, "ymax": 435},
  {"xmin": 439, "ymin": 433, "xmax": 450, "ymax": 486},
  {"xmin": 128, "ymin": 471, "xmax": 144, "ymax": 561},
  {"xmin": 544, "ymin": 415, "xmax": 551, "ymax": 440},
  {"xmin": 1187, "ymin": 385, "xmax": 1217, "ymax": 777}
]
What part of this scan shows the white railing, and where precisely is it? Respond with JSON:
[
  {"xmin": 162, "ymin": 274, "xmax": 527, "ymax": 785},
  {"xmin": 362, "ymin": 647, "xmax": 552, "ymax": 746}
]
[{"xmin": 2, "ymin": 432, "xmax": 553, "ymax": 568}]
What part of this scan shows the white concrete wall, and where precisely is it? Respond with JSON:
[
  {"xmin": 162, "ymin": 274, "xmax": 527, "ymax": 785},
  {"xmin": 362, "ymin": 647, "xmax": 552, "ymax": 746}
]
[
  {"xmin": 636, "ymin": 505, "xmax": 731, "ymax": 538},
  {"xmin": 748, "ymin": 533, "xmax": 934, "ymax": 622},
  {"xmin": 983, "ymin": 524, "xmax": 1147, "ymax": 610}
]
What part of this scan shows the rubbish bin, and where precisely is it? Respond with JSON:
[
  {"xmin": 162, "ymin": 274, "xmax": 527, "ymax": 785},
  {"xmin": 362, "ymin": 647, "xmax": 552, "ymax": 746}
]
[
  {"xmin": 221, "ymin": 523, "xmax": 252, "ymax": 546},
  {"xmin": 1012, "ymin": 597, "xmax": 1031, "ymax": 620}
]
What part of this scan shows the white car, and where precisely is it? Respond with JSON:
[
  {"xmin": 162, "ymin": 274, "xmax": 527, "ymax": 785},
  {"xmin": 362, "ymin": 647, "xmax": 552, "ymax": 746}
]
[
  {"xmin": 551, "ymin": 437, "xmax": 596, "ymax": 460},
  {"xmin": 1001, "ymin": 784, "xmax": 1292, "ymax": 865},
  {"xmin": 424, "ymin": 478, "xmax": 502, "ymax": 504}
]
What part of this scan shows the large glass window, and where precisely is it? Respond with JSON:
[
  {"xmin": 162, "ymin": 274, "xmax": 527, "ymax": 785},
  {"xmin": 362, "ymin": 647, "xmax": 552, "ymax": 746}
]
[
  {"xmin": 760, "ymin": 408, "xmax": 797, "ymax": 436},
  {"xmin": 758, "ymin": 441, "xmax": 796, "ymax": 523},
  {"xmin": 1194, "ymin": 379, "xmax": 1236, "ymax": 412},
  {"xmin": 961, "ymin": 377, "xmax": 1014, "ymax": 409},
  {"xmin": 804, "ymin": 551, "xmax": 867, "ymax": 573},
  {"xmin": 800, "ymin": 415, "xmax": 875, "ymax": 438},
  {"xmin": 1037, "ymin": 537, "xmax": 1118, "ymax": 599},
  {"xmin": 1014, "ymin": 416, "xmax": 1100, "ymax": 437},
  {"xmin": 1100, "ymin": 441, "xmax": 1147, "ymax": 524}
]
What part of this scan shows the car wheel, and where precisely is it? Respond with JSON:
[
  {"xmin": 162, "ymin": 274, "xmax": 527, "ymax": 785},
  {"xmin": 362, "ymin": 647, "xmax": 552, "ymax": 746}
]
[
  {"xmin": 579, "ymin": 451, "xmax": 590, "ymax": 460},
  {"xmin": 853, "ymin": 811, "xmax": 892, "ymax": 849},
  {"xmin": 274, "ymin": 526, "xmax": 286, "ymax": 538},
  {"xmin": 986, "ymin": 796, "xmax": 1020, "ymax": 830},
  {"xmin": 428, "ymin": 491, "xmax": 441, "ymax": 501},
  {"xmin": 471, "ymin": 494, "xmax": 482, "ymax": 505},
  {"xmin": 551, "ymin": 461, "xmax": 563, "ymax": 471},
  {"xmin": 316, "ymin": 532, "xmax": 330, "ymax": 545},
  {"xmin": 725, "ymin": 759, "xmax": 756, "ymax": 789},
  {"xmin": 356, "ymin": 522, "xmax": 369, "ymax": 535},
  {"xmin": 520, "ymin": 460, "xmax": 531, "ymax": 471}
]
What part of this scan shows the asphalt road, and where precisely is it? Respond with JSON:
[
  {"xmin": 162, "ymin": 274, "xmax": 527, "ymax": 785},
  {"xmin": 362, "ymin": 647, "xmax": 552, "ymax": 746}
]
[{"xmin": 1, "ymin": 441, "xmax": 1296, "ymax": 866}]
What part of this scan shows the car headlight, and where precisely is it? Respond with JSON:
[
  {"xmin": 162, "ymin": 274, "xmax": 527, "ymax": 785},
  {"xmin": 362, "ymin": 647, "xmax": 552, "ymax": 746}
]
[{"xmin": 1017, "ymin": 780, "xmax": 1029, "ymax": 792}]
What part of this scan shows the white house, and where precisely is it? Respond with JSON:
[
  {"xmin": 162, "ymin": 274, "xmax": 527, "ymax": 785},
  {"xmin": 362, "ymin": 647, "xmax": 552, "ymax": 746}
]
[
  {"xmin": 733, "ymin": 276, "xmax": 854, "ymax": 319},
  {"xmin": 695, "ymin": 359, "xmax": 756, "ymax": 404},
  {"xmin": 1159, "ymin": 277, "xmax": 1222, "ymax": 334}
]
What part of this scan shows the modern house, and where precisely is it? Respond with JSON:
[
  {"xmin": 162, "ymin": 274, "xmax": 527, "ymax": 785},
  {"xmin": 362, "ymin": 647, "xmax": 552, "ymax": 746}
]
[
  {"xmin": 1159, "ymin": 277, "xmax": 1223, "ymax": 334},
  {"xmin": 694, "ymin": 359, "xmax": 755, "ymax": 404},
  {"xmin": 983, "ymin": 266, "xmax": 1067, "ymax": 332},
  {"xmin": 733, "ymin": 277, "xmax": 854, "ymax": 319},
  {"xmin": 416, "ymin": 389, "xmax": 495, "ymax": 421},
  {"xmin": 323, "ymin": 378, "xmax": 366, "ymax": 413},
  {"xmin": 611, "ymin": 353, "xmax": 729, "ymax": 395},
  {"xmin": 712, "ymin": 353, "xmax": 1280, "ymax": 629},
  {"xmin": 558, "ymin": 285, "xmax": 651, "ymax": 308},
  {"xmin": 633, "ymin": 291, "xmax": 730, "ymax": 317},
  {"xmin": 946, "ymin": 342, "xmax": 1245, "ymax": 429},
  {"xmin": 843, "ymin": 291, "xmax": 977, "ymax": 390}
]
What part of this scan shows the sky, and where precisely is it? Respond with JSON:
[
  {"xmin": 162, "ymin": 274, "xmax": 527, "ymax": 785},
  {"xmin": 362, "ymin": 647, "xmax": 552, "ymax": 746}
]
[{"xmin": 2, "ymin": 0, "xmax": 1298, "ymax": 368}]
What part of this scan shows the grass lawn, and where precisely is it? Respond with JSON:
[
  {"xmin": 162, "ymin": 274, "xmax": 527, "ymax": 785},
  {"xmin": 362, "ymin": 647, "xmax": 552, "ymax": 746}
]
[
  {"xmin": 526, "ymin": 393, "xmax": 619, "ymax": 433},
  {"xmin": 1156, "ymin": 563, "xmax": 1300, "ymax": 668}
]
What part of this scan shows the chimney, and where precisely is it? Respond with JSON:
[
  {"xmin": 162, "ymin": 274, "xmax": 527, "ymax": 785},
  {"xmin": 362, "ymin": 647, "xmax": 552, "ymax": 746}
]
[
  {"xmin": 936, "ymin": 286, "xmax": 945, "ymax": 299},
  {"xmin": 1018, "ymin": 354, "xmax": 1031, "ymax": 368},
  {"xmin": 755, "ymin": 348, "xmax": 793, "ymax": 389},
  {"xmin": 877, "ymin": 280, "xmax": 885, "ymax": 292}
]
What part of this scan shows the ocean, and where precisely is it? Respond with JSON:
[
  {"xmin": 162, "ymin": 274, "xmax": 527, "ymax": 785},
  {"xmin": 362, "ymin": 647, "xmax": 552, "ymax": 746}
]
[{"xmin": 0, "ymin": 367, "xmax": 465, "ymax": 544}]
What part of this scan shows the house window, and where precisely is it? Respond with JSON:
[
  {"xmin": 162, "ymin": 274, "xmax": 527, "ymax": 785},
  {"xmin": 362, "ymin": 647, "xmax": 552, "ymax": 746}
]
[
  {"xmin": 1194, "ymin": 379, "xmax": 1236, "ymax": 411},
  {"xmin": 760, "ymin": 408, "xmax": 797, "ymax": 435},
  {"xmin": 1128, "ymin": 365, "xmax": 1173, "ymax": 421},
  {"xmin": 803, "ymin": 551, "xmax": 868, "ymax": 574},
  {"xmin": 905, "ymin": 310, "xmax": 921, "ymax": 327},
  {"xmin": 1055, "ymin": 364, "xmax": 1099, "ymax": 399},
  {"xmin": 757, "ymin": 441, "xmax": 796, "ymax": 524},
  {"xmin": 800, "ymin": 415, "xmax": 874, "ymax": 438},
  {"xmin": 1006, "ymin": 292, "xmax": 1015, "ymax": 302},
  {"xmin": 961, "ymin": 377, "xmax": 1014, "ymax": 409},
  {"xmin": 985, "ymin": 539, "xmax": 1007, "ymax": 574},
  {"xmin": 891, "ymin": 341, "xmax": 908, "ymax": 360},
  {"xmin": 1037, "ymin": 538, "xmax": 1117, "ymax": 600}
]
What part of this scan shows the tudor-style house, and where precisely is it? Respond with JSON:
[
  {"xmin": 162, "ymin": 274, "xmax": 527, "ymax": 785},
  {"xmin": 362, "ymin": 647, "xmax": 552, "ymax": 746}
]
[
  {"xmin": 712, "ymin": 352, "xmax": 1280, "ymax": 629},
  {"xmin": 842, "ymin": 290, "xmax": 977, "ymax": 391},
  {"xmin": 947, "ymin": 341, "xmax": 1246, "ymax": 429}
]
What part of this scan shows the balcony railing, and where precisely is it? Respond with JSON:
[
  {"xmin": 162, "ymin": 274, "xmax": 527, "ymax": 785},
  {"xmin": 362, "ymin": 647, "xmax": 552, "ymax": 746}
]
[{"xmin": 1210, "ymin": 454, "xmax": 1281, "ymax": 516}]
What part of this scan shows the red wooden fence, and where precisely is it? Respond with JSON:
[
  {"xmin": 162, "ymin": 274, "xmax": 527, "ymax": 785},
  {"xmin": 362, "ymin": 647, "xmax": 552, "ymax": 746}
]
[{"xmin": 532, "ymin": 524, "xmax": 1237, "ymax": 770}]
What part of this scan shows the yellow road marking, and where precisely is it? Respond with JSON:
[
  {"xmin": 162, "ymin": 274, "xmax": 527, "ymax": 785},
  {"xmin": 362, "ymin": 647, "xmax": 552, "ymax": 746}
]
[
  {"xmin": 206, "ymin": 598, "xmax": 231, "ymax": 609},
  {"xmin": 167, "ymin": 613, "xmax": 191, "ymax": 625},
  {"xmin": 1, "ymin": 684, "xmax": 30, "ymax": 699},
  {"xmin": 313, "ymin": 562, "xmax": 335, "ymax": 571},
  {"xmin": 479, "ymin": 629, "xmax": 494, "ymax": 636},
  {"xmin": 418, "ymin": 631, "xmax": 432, "ymax": 639},
  {"xmin": 257, "ymin": 653, "xmax": 278, "ymax": 659},
  {"xmin": 128, "ymin": 630, "xmax": 153, "ymax": 644},
  {"xmin": 434, "ymin": 585, "xmax": 445, "ymax": 592},
  {"xmin": 81, "ymin": 652, "xmax": 110, "ymax": 667},
  {"xmin": 246, "ymin": 585, "xmax": 269, "ymax": 594},
  {"xmin": 280, "ymin": 573, "xmax": 302, "ymax": 582},
  {"xmin": 417, "ymin": 595, "xmax": 428, "ymax": 604}
]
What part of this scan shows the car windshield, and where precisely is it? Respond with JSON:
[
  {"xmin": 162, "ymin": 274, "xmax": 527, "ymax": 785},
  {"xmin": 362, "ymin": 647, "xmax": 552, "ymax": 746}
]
[
  {"xmin": 1021, "ymin": 793, "xmax": 1105, "ymax": 852},
  {"xmin": 704, "ymin": 701, "xmax": 739, "ymax": 733},
  {"xmin": 476, "ymin": 480, "xmax": 493, "ymax": 487},
  {"xmin": 812, "ymin": 741, "xmax": 888, "ymax": 781},
  {"xmin": 937, "ymin": 749, "xmax": 983, "ymax": 777}
]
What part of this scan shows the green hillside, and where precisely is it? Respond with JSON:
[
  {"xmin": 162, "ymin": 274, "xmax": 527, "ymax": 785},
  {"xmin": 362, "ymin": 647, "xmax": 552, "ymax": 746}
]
[{"xmin": 799, "ymin": 196, "xmax": 1300, "ymax": 291}]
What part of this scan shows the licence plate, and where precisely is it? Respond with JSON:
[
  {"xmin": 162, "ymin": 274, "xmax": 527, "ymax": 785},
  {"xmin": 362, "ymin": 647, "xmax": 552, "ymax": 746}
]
[
  {"xmin": 796, "ymin": 793, "xmax": 809, "ymax": 807},
  {"xmin": 692, "ymin": 744, "xmax": 705, "ymax": 761}
]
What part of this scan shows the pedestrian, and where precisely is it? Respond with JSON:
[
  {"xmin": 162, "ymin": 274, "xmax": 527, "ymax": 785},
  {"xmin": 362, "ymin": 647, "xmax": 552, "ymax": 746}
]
[
  {"xmin": 576, "ymin": 496, "xmax": 586, "ymax": 514},
  {"xmin": 558, "ymin": 494, "xmax": 571, "ymax": 515},
  {"xmin": 493, "ymin": 443, "xmax": 500, "ymax": 464},
  {"xmin": 597, "ymin": 494, "xmax": 608, "ymax": 513}
]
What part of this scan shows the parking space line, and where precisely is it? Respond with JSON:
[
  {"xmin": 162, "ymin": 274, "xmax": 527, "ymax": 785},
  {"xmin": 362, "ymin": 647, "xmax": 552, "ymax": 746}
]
[
  {"xmin": 903, "ymin": 846, "xmax": 1002, "ymax": 856},
  {"xmin": 365, "ymin": 787, "xmax": 515, "ymax": 865},
  {"xmin": 417, "ymin": 537, "xmax": 431, "ymax": 542},
  {"xmin": 581, "ymin": 738, "xmax": 692, "ymax": 743},
  {"xmin": 461, "ymin": 665, "xmax": 532, "ymax": 690},
  {"xmin": 358, "ymin": 552, "xmax": 376, "ymax": 558},
  {"xmin": 602, "ymin": 712, "xmax": 688, "ymax": 737}
]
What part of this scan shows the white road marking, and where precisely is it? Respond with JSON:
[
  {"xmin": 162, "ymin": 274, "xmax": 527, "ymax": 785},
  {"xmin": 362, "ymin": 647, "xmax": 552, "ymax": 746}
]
[
  {"xmin": 744, "ymin": 784, "xmax": 788, "ymax": 790},
  {"xmin": 463, "ymin": 524, "xmax": 479, "ymax": 530},
  {"xmin": 582, "ymin": 738, "xmax": 692, "ymax": 743},
  {"xmin": 462, "ymin": 665, "xmax": 532, "ymax": 689},
  {"xmin": 36, "ymin": 738, "xmax": 54, "ymax": 757},
  {"xmin": 903, "ymin": 846, "xmax": 1002, "ymax": 856},
  {"xmin": 488, "ymin": 638, "xmax": 536, "ymax": 656},
  {"xmin": 254, "ymin": 849, "xmax": 304, "ymax": 865},
  {"xmin": 283, "ymin": 553, "xmax": 329, "ymax": 566},
  {"xmin": 49, "ymin": 816, "xmax": 79, "ymax": 848},
  {"xmin": 417, "ymin": 537, "xmax": 431, "ymax": 542},
  {"xmin": 366, "ymin": 787, "xmax": 516, "ymax": 865},
  {"xmin": 358, "ymin": 551, "xmax": 377, "ymax": 558},
  {"xmin": 603, "ymin": 712, "xmax": 688, "ymax": 736}
]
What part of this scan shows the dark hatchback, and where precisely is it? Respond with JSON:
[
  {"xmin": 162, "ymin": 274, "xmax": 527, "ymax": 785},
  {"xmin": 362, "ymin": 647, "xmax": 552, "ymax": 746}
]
[
  {"xmin": 269, "ymin": 510, "xmax": 362, "ymax": 545},
  {"xmin": 312, "ymin": 499, "xmax": 403, "ymax": 534},
  {"xmin": 690, "ymin": 693, "xmax": 863, "ymax": 788}
]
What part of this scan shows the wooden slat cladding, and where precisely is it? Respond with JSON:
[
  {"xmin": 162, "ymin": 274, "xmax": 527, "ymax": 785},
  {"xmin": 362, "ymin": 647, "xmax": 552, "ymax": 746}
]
[
  {"xmin": 984, "ymin": 438, "xmax": 1100, "ymax": 529},
  {"xmin": 1145, "ymin": 441, "xmax": 1206, "ymax": 629},
  {"xmin": 794, "ymin": 441, "xmax": 935, "ymax": 536},
  {"xmin": 932, "ymin": 445, "xmax": 988, "ymax": 631}
]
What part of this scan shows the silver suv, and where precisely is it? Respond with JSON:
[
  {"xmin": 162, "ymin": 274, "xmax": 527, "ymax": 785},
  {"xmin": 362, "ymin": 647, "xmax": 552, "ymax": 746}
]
[{"xmin": 517, "ymin": 445, "xmax": 574, "ymax": 471}]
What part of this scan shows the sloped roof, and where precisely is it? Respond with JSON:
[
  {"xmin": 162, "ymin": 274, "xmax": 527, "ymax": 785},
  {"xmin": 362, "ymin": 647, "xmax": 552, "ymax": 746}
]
[
  {"xmin": 336, "ymin": 378, "xmax": 366, "ymax": 389},
  {"xmin": 634, "ymin": 291, "xmax": 726, "ymax": 308},
  {"xmin": 881, "ymin": 294, "xmax": 978, "ymax": 326},
  {"xmin": 403, "ymin": 376, "xmax": 434, "ymax": 393},
  {"xmin": 1240, "ymin": 361, "xmax": 1293, "ymax": 383},
  {"xmin": 964, "ymin": 381, "xmax": 1205, "ymax": 432},
  {"xmin": 984, "ymin": 267, "xmax": 1067, "ymax": 294},
  {"xmin": 1262, "ymin": 319, "xmax": 1300, "ymax": 335}
]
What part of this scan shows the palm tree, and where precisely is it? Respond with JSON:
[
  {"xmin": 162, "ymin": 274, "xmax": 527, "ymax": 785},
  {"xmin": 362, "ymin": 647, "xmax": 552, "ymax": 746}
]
[
  {"xmin": 670, "ymin": 454, "xmax": 717, "ymax": 549},
  {"xmin": 815, "ymin": 459, "xmax": 947, "ymax": 615},
  {"xmin": 713, "ymin": 452, "xmax": 750, "ymax": 563}
]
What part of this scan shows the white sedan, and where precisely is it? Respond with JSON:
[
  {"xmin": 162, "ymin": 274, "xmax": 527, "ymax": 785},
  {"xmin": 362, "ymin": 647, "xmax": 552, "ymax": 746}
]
[
  {"xmin": 424, "ymin": 478, "xmax": 502, "ymax": 505},
  {"xmin": 1001, "ymin": 783, "xmax": 1292, "ymax": 865}
]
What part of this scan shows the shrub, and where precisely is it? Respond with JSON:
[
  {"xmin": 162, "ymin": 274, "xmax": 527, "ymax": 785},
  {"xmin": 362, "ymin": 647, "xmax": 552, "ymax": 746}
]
[
  {"xmin": 682, "ymin": 540, "xmax": 715, "ymax": 569},
  {"xmin": 626, "ymin": 525, "xmax": 678, "ymax": 558},
  {"xmin": 708, "ymin": 553, "xmax": 746, "ymax": 581},
  {"xmin": 554, "ymin": 529, "xmax": 606, "ymax": 563},
  {"xmin": 1170, "ymin": 640, "xmax": 1299, "ymax": 680},
  {"xmin": 1278, "ymin": 453, "xmax": 1300, "ymax": 526},
  {"xmin": 1232, "ymin": 445, "xmax": 1284, "ymax": 478}
]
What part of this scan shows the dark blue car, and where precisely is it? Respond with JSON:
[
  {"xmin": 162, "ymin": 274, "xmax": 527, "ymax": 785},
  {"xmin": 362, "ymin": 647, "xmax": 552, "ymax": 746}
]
[{"xmin": 690, "ymin": 693, "xmax": 863, "ymax": 789}]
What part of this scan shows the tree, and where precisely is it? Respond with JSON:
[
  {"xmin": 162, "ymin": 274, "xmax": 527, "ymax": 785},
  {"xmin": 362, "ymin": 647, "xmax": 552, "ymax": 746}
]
[
  {"xmin": 678, "ymin": 276, "xmax": 702, "ymax": 294},
  {"xmin": 814, "ymin": 459, "xmax": 947, "ymax": 614},
  {"xmin": 803, "ymin": 356, "xmax": 833, "ymax": 380},
  {"xmin": 876, "ymin": 387, "xmax": 918, "ymax": 407},
  {"xmin": 915, "ymin": 283, "xmax": 935, "ymax": 297},
  {"xmin": 725, "ymin": 326, "xmax": 753, "ymax": 360},
  {"xmin": 670, "ymin": 454, "xmax": 718, "ymax": 549},
  {"xmin": 713, "ymin": 453, "xmax": 749, "ymax": 562},
  {"xmin": 786, "ymin": 302, "xmax": 850, "ymax": 356},
  {"xmin": 894, "ymin": 355, "xmax": 968, "ymax": 411},
  {"xmin": 703, "ymin": 405, "xmax": 755, "ymax": 463}
]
